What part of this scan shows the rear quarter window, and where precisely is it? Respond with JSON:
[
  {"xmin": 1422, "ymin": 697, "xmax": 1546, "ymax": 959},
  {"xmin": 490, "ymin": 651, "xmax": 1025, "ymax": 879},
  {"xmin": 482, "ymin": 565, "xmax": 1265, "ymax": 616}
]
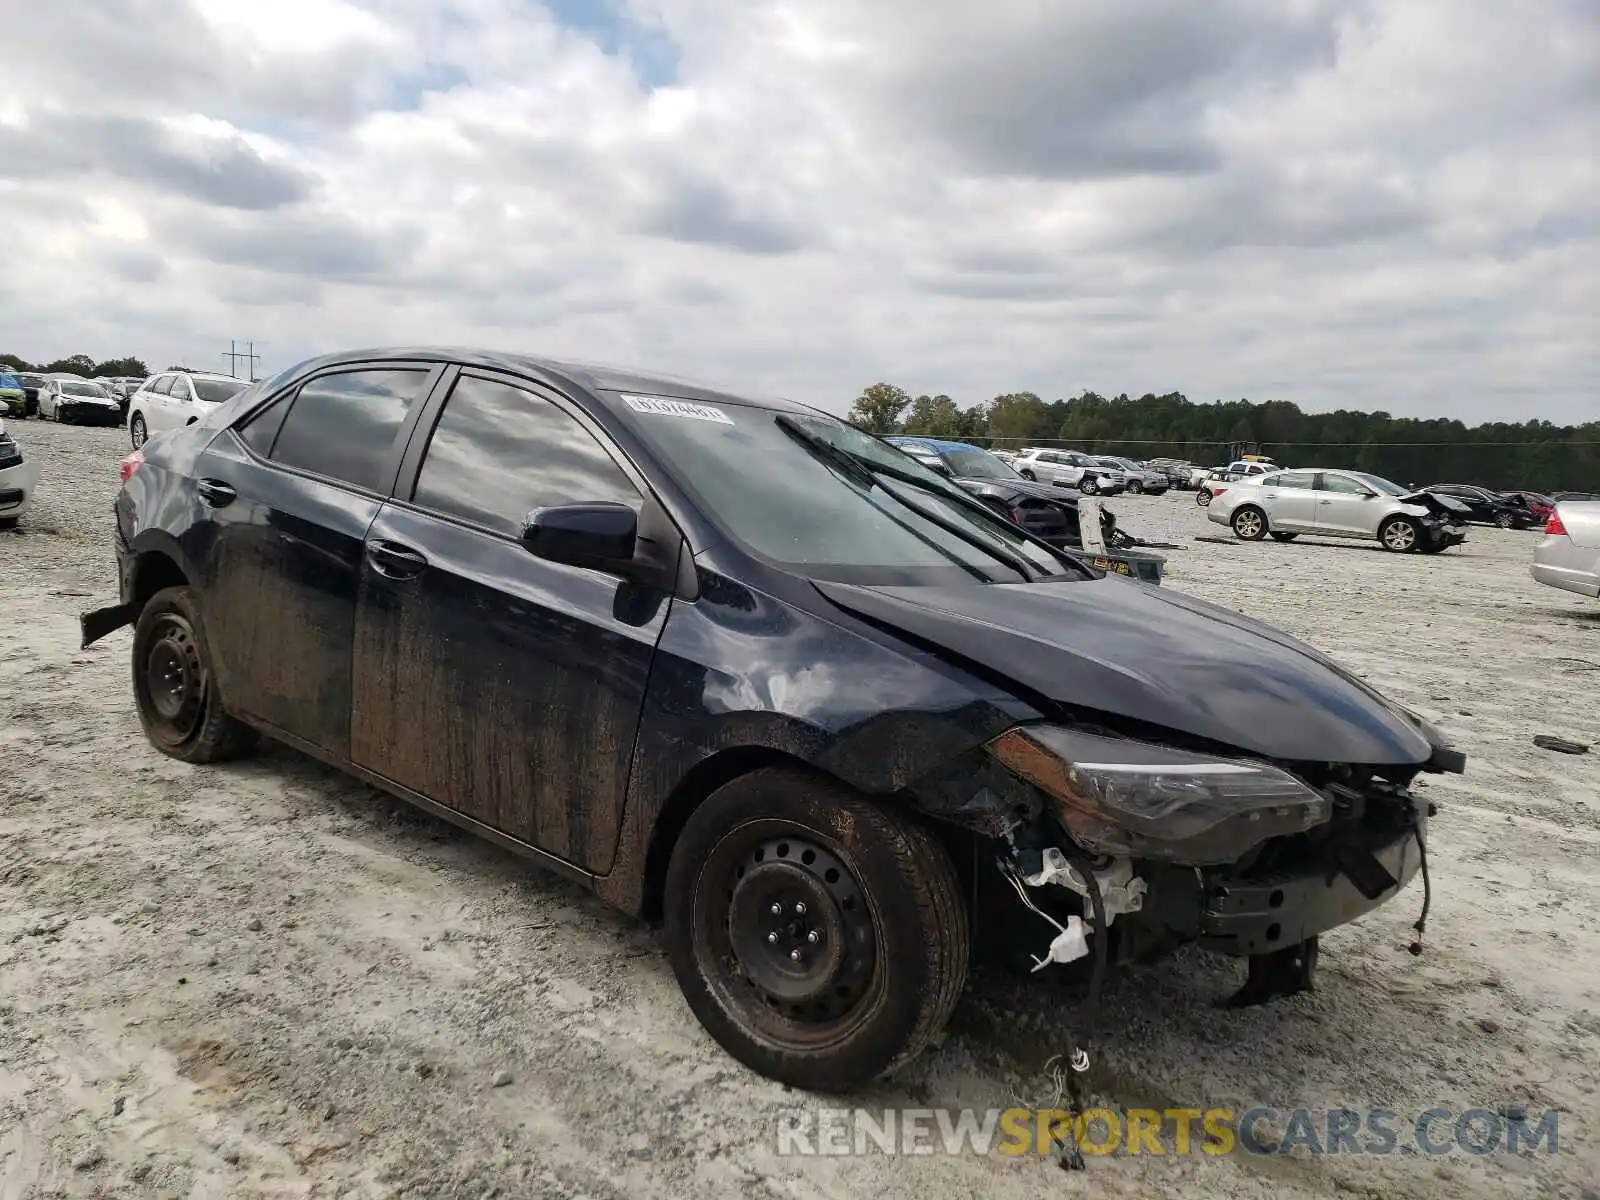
[{"xmin": 267, "ymin": 368, "xmax": 434, "ymax": 492}]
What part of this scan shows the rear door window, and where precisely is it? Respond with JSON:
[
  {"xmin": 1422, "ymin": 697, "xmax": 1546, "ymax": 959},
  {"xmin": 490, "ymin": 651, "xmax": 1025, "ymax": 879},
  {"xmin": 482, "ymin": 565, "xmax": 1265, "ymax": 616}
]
[
  {"xmin": 268, "ymin": 368, "xmax": 434, "ymax": 492},
  {"xmin": 409, "ymin": 375, "xmax": 640, "ymax": 537}
]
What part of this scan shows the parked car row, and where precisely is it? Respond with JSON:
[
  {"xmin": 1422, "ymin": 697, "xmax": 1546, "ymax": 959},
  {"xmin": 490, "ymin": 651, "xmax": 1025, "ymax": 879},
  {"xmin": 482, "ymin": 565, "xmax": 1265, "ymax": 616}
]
[
  {"xmin": 79, "ymin": 346, "xmax": 1473, "ymax": 1091},
  {"xmin": 1, "ymin": 371, "xmax": 143, "ymax": 422}
]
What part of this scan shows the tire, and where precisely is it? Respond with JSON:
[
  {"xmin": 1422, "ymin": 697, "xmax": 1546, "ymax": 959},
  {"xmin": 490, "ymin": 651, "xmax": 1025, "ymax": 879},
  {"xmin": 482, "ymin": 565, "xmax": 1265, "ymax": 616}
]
[
  {"xmin": 1270, "ymin": 531, "xmax": 1298, "ymax": 542},
  {"xmin": 1231, "ymin": 505, "xmax": 1268, "ymax": 540},
  {"xmin": 663, "ymin": 767, "xmax": 969, "ymax": 1092},
  {"xmin": 1126, "ymin": 479, "xmax": 1143, "ymax": 495},
  {"xmin": 0, "ymin": 516, "xmax": 18, "ymax": 530},
  {"xmin": 129, "ymin": 413, "xmax": 147, "ymax": 449},
  {"xmin": 1494, "ymin": 512, "xmax": 1514, "ymax": 529},
  {"xmin": 131, "ymin": 586, "xmax": 257, "ymax": 763},
  {"xmin": 1197, "ymin": 489, "xmax": 1213, "ymax": 507},
  {"xmin": 1379, "ymin": 516, "xmax": 1421, "ymax": 553},
  {"xmin": 1019, "ymin": 469, "xmax": 1036, "ymax": 481},
  {"xmin": 1080, "ymin": 477, "xmax": 1099, "ymax": 495}
]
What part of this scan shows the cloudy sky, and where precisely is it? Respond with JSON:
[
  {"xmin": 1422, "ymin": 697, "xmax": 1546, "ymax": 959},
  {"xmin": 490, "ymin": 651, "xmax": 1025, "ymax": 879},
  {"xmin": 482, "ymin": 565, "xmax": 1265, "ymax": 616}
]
[{"xmin": 2, "ymin": 0, "xmax": 1595, "ymax": 422}]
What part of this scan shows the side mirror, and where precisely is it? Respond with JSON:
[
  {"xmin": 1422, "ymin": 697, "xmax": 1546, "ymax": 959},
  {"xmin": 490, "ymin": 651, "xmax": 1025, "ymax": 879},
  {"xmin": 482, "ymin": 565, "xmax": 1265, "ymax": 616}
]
[{"xmin": 520, "ymin": 502, "xmax": 638, "ymax": 571}]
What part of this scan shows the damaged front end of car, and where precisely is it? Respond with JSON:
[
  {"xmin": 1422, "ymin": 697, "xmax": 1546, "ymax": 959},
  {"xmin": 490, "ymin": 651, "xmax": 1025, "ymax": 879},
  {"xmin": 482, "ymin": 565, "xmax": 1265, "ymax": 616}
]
[{"xmin": 912, "ymin": 718, "xmax": 1463, "ymax": 1009}]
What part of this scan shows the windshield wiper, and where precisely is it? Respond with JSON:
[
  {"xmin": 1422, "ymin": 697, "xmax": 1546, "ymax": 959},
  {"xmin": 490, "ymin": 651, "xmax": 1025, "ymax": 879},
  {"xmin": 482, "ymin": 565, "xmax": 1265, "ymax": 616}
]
[
  {"xmin": 775, "ymin": 415, "xmax": 1048, "ymax": 583},
  {"xmin": 774, "ymin": 416, "xmax": 997, "ymax": 582}
]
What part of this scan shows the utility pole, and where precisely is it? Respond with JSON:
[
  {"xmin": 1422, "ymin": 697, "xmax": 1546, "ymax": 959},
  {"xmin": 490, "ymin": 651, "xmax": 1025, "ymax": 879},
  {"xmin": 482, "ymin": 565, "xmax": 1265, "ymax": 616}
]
[{"xmin": 221, "ymin": 339, "xmax": 262, "ymax": 380}]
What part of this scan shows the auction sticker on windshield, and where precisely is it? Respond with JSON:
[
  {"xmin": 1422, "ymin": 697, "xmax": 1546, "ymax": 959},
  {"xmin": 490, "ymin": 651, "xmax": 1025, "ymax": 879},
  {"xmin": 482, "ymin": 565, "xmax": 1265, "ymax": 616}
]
[{"xmin": 622, "ymin": 395, "xmax": 734, "ymax": 424}]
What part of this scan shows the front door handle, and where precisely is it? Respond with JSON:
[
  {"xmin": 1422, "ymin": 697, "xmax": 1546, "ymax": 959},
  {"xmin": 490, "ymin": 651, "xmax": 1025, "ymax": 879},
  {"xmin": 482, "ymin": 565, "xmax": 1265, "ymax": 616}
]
[
  {"xmin": 366, "ymin": 539, "xmax": 428, "ymax": 580},
  {"xmin": 196, "ymin": 478, "xmax": 236, "ymax": 507}
]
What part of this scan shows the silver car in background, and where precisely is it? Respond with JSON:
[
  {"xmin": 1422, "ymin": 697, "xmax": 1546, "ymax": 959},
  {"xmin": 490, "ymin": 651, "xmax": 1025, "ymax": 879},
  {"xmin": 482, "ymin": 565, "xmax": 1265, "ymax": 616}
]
[
  {"xmin": 1092, "ymin": 455, "xmax": 1169, "ymax": 495},
  {"xmin": 1208, "ymin": 467, "xmax": 1470, "ymax": 553},
  {"xmin": 1531, "ymin": 502, "xmax": 1600, "ymax": 599}
]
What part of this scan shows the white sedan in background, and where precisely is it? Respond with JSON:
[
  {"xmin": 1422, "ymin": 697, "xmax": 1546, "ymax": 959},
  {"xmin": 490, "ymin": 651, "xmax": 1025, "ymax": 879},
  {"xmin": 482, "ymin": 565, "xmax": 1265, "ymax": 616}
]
[
  {"xmin": 1531, "ymin": 502, "xmax": 1600, "ymax": 599},
  {"xmin": 0, "ymin": 417, "xmax": 41, "ymax": 529},
  {"xmin": 1207, "ymin": 467, "xmax": 1470, "ymax": 553},
  {"xmin": 126, "ymin": 370, "xmax": 250, "ymax": 448}
]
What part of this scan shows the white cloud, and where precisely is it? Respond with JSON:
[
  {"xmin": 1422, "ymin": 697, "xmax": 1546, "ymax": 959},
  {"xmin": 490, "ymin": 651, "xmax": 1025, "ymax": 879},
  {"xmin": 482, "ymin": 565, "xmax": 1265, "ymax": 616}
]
[{"xmin": 0, "ymin": 0, "xmax": 1595, "ymax": 421}]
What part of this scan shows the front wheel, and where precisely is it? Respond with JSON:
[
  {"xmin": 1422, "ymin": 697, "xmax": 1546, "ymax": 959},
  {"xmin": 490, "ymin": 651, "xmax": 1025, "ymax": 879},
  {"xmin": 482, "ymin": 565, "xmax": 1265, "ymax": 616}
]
[
  {"xmin": 1231, "ymin": 506, "xmax": 1268, "ymax": 540},
  {"xmin": 1018, "ymin": 469, "xmax": 1036, "ymax": 481},
  {"xmin": 1379, "ymin": 516, "xmax": 1421, "ymax": 553},
  {"xmin": 1080, "ymin": 477, "xmax": 1099, "ymax": 495},
  {"xmin": 129, "ymin": 413, "xmax": 148, "ymax": 449},
  {"xmin": 664, "ymin": 768, "xmax": 968, "ymax": 1091},
  {"xmin": 1126, "ymin": 479, "xmax": 1143, "ymax": 495},
  {"xmin": 131, "ymin": 587, "xmax": 258, "ymax": 763}
]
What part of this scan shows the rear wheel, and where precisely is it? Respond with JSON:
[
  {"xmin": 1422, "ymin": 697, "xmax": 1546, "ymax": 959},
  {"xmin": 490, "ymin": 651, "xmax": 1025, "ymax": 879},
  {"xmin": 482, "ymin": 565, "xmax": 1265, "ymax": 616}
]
[
  {"xmin": 664, "ymin": 768, "xmax": 968, "ymax": 1091},
  {"xmin": 1379, "ymin": 516, "xmax": 1421, "ymax": 553},
  {"xmin": 1494, "ymin": 511, "xmax": 1514, "ymax": 528},
  {"xmin": 131, "ymin": 586, "xmax": 257, "ymax": 763},
  {"xmin": 1019, "ymin": 469, "xmax": 1036, "ymax": 481},
  {"xmin": 1197, "ymin": 488, "xmax": 1213, "ymax": 507},
  {"xmin": 129, "ymin": 413, "xmax": 148, "ymax": 449},
  {"xmin": 1126, "ymin": 479, "xmax": 1143, "ymax": 495},
  {"xmin": 1231, "ymin": 506, "xmax": 1268, "ymax": 540},
  {"xmin": 1270, "ymin": 531, "xmax": 1298, "ymax": 542}
]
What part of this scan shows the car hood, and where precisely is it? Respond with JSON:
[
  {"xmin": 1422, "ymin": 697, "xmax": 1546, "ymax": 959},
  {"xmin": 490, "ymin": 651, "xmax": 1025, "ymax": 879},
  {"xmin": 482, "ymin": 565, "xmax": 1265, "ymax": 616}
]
[
  {"xmin": 1405, "ymin": 491, "xmax": 1472, "ymax": 516},
  {"xmin": 814, "ymin": 574, "xmax": 1438, "ymax": 766}
]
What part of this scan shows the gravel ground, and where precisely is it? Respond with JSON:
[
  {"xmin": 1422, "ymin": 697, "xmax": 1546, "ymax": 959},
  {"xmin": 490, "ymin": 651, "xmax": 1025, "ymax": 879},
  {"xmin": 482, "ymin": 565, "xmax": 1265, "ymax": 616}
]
[{"xmin": 2, "ymin": 420, "xmax": 1597, "ymax": 1200}]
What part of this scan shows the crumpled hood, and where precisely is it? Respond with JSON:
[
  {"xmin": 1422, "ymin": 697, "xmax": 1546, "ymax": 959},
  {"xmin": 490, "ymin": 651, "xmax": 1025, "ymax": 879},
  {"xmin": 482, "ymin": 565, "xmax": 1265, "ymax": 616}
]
[
  {"xmin": 815, "ymin": 574, "xmax": 1437, "ymax": 766},
  {"xmin": 1401, "ymin": 490, "xmax": 1471, "ymax": 516}
]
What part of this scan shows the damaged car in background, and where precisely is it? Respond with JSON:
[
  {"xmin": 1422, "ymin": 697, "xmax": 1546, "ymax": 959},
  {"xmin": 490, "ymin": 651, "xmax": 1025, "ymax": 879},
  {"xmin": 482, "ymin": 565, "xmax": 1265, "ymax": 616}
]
[
  {"xmin": 1209, "ymin": 467, "xmax": 1471, "ymax": 553},
  {"xmin": 81, "ymin": 348, "xmax": 1466, "ymax": 1092}
]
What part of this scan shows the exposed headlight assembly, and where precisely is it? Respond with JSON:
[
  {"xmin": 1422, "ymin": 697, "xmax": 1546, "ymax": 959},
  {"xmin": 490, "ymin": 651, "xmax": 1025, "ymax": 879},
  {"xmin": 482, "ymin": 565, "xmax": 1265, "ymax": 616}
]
[{"xmin": 986, "ymin": 724, "xmax": 1332, "ymax": 865}]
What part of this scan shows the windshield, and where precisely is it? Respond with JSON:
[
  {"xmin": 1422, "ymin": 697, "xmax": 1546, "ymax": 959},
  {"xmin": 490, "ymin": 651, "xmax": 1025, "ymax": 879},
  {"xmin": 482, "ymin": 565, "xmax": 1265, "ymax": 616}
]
[
  {"xmin": 194, "ymin": 377, "xmax": 248, "ymax": 403},
  {"xmin": 60, "ymin": 380, "xmax": 109, "ymax": 397},
  {"xmin": 940, "ymin": 446, "xmax": 1019, "ymax": 481},
  {"xmin": 0, "ymin": 374, "xmax": 17, "ymax": 389},
  {"xmin": 615, "ymin": 397, "xmax": 1070, "ymax": 584},
  {"xmin": 1351, "ymin": 473, "xmax": 1409, "ymax": 497}
]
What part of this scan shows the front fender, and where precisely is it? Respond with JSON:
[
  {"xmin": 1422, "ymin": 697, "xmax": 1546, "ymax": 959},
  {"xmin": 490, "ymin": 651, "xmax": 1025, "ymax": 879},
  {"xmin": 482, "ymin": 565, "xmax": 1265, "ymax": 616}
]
[{"xmin": 595, "ymin": 568, "xmax": 1039, "ymax": 914}]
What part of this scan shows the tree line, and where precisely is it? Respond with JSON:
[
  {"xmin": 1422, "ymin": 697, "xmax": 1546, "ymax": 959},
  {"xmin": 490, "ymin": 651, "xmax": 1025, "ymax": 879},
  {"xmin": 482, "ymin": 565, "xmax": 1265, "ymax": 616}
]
[
  {"xmin": 848, "ymin": 384, "xmax": 1599, "ymax": 492},
  {"xmin": 2, "ymin": 352, "xmax": 150, "ymax": 379}
]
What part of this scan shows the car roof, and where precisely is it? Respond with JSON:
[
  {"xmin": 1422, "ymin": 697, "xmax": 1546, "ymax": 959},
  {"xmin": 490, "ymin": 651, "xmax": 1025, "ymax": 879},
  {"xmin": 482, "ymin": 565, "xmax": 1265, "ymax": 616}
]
[
  {"xmin": 887, "ymin": 436, "xmax": 985, "ymax": 454},
  {"xmin": 275, "ymin": 347, "xmax": 821, "ymax": 417},
  {"xmin": 158, "ymin": 370, "xmax": 239, "ymax": 382}
]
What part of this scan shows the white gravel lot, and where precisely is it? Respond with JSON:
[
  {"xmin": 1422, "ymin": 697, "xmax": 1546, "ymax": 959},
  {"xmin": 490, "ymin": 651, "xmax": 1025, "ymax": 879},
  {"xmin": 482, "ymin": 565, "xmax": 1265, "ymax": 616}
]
[{"xmin": 2, "ymin": 419, "xmax": 1597, "ymax": 1200}]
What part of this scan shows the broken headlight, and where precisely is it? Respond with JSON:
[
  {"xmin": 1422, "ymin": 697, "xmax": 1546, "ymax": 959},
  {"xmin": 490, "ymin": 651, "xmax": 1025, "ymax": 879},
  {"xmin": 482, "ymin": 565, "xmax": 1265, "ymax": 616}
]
[{"xmin": 986, "ymin": 725, "xmax": 1332, "ymax": 865}]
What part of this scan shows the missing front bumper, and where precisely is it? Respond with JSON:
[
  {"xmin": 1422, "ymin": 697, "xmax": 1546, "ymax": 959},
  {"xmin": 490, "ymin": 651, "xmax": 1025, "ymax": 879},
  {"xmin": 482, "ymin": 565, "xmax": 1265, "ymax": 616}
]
[{"xmin": 1196, "ymin": 826, "xmax": 1422, "ymax": 956}]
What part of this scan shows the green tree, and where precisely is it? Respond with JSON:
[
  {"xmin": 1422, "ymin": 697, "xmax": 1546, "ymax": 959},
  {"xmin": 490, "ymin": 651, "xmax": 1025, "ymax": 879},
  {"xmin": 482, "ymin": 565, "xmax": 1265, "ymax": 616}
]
[
  {"xmin": 93, "ymin": 357, "xmax": 149, "ymax": 377},
  {"xmin": 848, "ymin": 382, "xmax": 912, "ymax": 435}
]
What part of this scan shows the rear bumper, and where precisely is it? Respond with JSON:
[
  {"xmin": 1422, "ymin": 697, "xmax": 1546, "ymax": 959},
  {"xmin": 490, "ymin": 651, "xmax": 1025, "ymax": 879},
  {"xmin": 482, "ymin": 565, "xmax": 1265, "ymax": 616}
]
[{"xmin": 1531, "ymin": 541, "xmax": 1600, "ymax": 597}]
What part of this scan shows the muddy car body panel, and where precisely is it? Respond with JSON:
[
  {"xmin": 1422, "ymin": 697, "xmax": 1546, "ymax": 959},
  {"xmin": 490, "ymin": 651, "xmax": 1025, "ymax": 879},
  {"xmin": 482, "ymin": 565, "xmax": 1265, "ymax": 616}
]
[{"xmin": 84, "ymin": 346, "xmax": 1465, "ymax": 1087}]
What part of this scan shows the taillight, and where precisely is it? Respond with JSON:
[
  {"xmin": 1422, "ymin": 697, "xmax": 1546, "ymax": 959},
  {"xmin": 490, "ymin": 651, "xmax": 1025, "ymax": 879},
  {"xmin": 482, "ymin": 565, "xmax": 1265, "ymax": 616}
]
[
  {"xmin": 1212, "ymin": 486, "xmax": 1228, "ymax": 497},
  {"xmin": 119, "ymin": 449, "xmax": 144, "ymax": 484},
  {"xmin": 1545, "ymin": 511, "xmax": 1566, "ymax": 536}
]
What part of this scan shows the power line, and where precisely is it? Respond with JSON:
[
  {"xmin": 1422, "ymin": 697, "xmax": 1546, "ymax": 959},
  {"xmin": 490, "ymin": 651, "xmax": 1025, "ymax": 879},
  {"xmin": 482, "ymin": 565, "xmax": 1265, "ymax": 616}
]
[{"xmin": 220, "ymin": 339, "xmax": 261, "ymax": 380}]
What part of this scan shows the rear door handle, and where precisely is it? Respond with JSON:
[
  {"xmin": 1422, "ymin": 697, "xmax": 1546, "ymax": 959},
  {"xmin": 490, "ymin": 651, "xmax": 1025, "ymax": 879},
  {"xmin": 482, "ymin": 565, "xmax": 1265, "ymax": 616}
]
[
  {"xmin": 196, "ymin": 478, "xmax": 236, "ymax": 507},
  {"xmin": 366, "ymin": 539, "xmax": 428, "ymax": 580}
]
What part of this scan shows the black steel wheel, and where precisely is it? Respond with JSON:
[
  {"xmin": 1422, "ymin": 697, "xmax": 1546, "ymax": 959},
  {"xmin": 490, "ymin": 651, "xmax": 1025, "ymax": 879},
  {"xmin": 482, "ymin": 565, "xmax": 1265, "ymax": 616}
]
[
  {"xmin": 664, "ymin": 768, "xmax": 968, "ymax": 1091},
  {"xmin": 131, "ymin": 586, "xmax": 257, "ymax": 762}
]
